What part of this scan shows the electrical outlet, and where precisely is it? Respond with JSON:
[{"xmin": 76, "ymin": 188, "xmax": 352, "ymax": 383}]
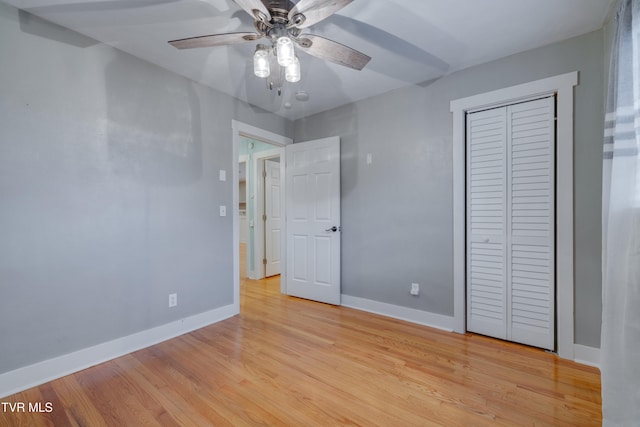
[
  {"xmin": 168, "ymin": 293, "xmax": 177, "ymax": 307},
  {"xmin": 410, "ymin": 283, "xmax": 420, "ymax": 296}
]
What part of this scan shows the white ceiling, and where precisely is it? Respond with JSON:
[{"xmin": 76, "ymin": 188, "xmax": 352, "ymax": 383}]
[{"xmin": 5, "ymin": 0, "xmax": 614, "ymax": 120}]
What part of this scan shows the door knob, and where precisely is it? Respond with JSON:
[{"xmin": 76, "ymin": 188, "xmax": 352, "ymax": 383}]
[{"xmin": 325, "ymin": 226, "xmax": 339, "ymax": 232}]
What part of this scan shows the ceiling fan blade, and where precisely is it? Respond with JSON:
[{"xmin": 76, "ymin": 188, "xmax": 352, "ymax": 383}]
[
  {"xmin": 298, "ymin": 34, "xmax": 370, "ymax": 70},
  {"xmin": 233, "ymin": 0, "xmax": 271, "ymax": 22},
  {"xmin": 288, "ymin": 0, "xmax": 353, "ymax": 28},
  {"xmin": 169, "ymin": 32, "xmax": 262, "ymax": 49}
]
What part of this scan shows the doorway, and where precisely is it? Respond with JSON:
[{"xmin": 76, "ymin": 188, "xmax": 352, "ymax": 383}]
[
  {"xmin": 232, "ymin": 121, "xmax": 343, "ymax": 310},
  {"xmin": 232, "ymin": 121, "xmax": 291, "ymax": 310},
  {"xmin": 238, "ymin": 139, "xmax": 282, "ymax": 280},
  {"xmin": 238, "ymin": 155, "xmax": 281, "ymax": 282},
  {"xmin": 237, "ymin": 152, "xmax": 281, "ymax": 301}
]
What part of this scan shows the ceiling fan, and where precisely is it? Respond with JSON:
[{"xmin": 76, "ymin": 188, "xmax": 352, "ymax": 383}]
[{"xmin": 168, "ymin": 0, "xmax": 371, "ymax": 95}]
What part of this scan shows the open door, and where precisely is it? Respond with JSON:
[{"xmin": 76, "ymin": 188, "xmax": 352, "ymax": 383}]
[
  {"xmin": 285, "ymin": 137, "xmax": 341, "ymax": 305},
  {"xmin": 265, "ymin": 159, "xmax": 281, "ymax": 277}
]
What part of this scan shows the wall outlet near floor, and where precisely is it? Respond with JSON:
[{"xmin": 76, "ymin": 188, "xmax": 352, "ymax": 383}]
[
  {"xmin": 410, "ymin": 283, "xmax": 420, "ymax": 296},
  {"xmin": 168, "ymin": 293, "xmax": 177, "ymax": 308}
]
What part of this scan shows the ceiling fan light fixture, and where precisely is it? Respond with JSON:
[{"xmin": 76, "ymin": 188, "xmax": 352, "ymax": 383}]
[
  {"xmin": 170, "ymin": 0, "xmax": 371, "ymax": 98},
  {"xmin": 276, "ymin": 36, "xmax": 295, "ymax": 67},
  {"xmin": 285, "ymin": 56, "xmax": 300, "ymax": 83},
  {"xmin": 253, "ymin": 44, "xmax": 270, "ymax": 78}
]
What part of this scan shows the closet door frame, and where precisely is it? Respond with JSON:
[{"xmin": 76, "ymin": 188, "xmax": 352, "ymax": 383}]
[{"xmin": 451, "ymin": 72, "xmax": 578, "ymax": 360}]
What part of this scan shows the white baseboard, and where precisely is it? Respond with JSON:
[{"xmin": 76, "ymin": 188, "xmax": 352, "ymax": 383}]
[
  {"xmin": 0, "ymin": 304, "xmax": 237, "ymax": 399},
  {"xmin": 342, "ymin": 295, "xmax": 601, "ymax": 369},
  {"xmin": 573, "ymin": 344, "xmax": 601, "ymax": 369},
  {"xmin": 341, "ymin": 294, "xmax": 455, "ymax": 332}
]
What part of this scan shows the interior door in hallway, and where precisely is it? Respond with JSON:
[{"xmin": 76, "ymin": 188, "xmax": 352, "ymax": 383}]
[
  {"xmin": 285, "ymin": 137, "xmax": 341, "ymax": 305},
  {"xmin": 265, "ymin": 159, "xmax": 281, "ymax": 277}
]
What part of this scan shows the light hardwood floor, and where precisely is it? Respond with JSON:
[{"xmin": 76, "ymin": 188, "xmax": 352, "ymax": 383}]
[{"xmin": 1, "ymin": 245, "xmax": 601, "ymax": 426}]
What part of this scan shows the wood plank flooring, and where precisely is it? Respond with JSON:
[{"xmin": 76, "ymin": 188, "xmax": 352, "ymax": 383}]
[{"xmin": 1, "ymin": 247, "xmax": 601, "ymax": 426}]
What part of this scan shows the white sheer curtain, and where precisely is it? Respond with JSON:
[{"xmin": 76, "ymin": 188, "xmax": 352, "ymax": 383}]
[{"xmin": 602, "ymin": 0, "xmax": 640, "ymax": 425}]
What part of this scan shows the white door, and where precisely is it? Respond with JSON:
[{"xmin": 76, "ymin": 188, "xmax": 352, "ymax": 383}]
[
  {"xmin": 467, "ymin": 96, "xmax": 555, "ymax": 350},
  {"xmin": 285, "ymin": 137, "xmax": 341, "ymax": 305},
  {"xmin": 265, "ymin": 159, "xmax": 281, "ymax": 277},
  {"xmin": 466, "ymin": 106, "xmax": 509, "ymax": 340},
  {"xmin": 507, "ymin": 97, "xmax": 555, "ymax": 350}
]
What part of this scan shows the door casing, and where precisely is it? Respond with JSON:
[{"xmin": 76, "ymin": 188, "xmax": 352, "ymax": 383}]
[{"xmin": 451, "ymin": 72, "xmax": 578, "ymax": 359}]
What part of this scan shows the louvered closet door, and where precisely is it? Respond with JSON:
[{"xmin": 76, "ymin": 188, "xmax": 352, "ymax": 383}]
[
  {"xmin": 507, "ymin": 97, "xmax": 555, "ymax": 350},
  {"xmin": 467, "ymin": 96, "xmax": 555, "ymax": 351},
  {"xmin": 466, "ymin": 107, "xmax": 508, "ymax": 340}
]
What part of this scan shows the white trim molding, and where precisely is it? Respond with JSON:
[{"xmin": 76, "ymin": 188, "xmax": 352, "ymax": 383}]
[
  {"xmin": 450, "ymin": 72, "xmax": 579, "ymax": 360},
  {"xmin": 573, "ymin": 344, "xmax": 601, "ymax": 369},
  {"xmin": 341, "ymin": 295, "xmax": 456, "ymax": 332},
  {"xmin": 0, "ymin": 304, "xmax": 237, "ymax": 399}
]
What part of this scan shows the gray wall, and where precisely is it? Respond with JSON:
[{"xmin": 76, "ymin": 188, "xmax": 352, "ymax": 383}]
[
  {"xmin": 295, "ymin": 30, "xmax": 605, "ymax": 348},
  {"xmin": 0, "ymin": 2, "xmax": 291, "ymax": 374}
]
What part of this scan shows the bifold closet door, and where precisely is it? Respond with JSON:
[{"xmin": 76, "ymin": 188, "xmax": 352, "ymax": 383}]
[
  {"xmin": 467, "ymin": 96, "xmax": 555, "ymax": 351},
  {"xmin": 467, "ymin": 106, "xmax": 509, "ymax": 340}
]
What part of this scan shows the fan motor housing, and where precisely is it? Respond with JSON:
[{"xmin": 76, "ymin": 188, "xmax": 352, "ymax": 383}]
[
  {"xmin": 254, "ymin": 1, "xmax": 302, "ymax": 41},
  {"xmin": 261, "ymin": 0, "xmax": 295, "ymax": 13}
]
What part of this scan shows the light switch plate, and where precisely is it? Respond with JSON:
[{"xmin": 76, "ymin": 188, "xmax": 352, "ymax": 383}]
[
  {"xmin": 219, "ymin": 170, "xmax": 226, "ymax": 181},
  {"xmin": 410, "ymin": 283, "xmax": 420, "ymax": 296},
  {"xmin": 219, "ymin": 205, "xmax": 226, "ymax": 217}
]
